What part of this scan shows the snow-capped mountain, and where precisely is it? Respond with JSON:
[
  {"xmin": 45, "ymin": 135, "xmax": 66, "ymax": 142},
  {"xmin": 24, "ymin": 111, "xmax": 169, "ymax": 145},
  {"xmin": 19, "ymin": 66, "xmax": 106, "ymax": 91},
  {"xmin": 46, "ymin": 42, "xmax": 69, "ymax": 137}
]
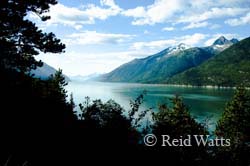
[
  {"xmin": 167, "ymin": 43, "xmax": 190, "ymax": 55},
  {"xmin": 212, "ymin": 36, "xmax": 239, "ymax": 51},
  {"xmin": 99, "ymin": 36, "xmax": 239, "ymax": 83}
]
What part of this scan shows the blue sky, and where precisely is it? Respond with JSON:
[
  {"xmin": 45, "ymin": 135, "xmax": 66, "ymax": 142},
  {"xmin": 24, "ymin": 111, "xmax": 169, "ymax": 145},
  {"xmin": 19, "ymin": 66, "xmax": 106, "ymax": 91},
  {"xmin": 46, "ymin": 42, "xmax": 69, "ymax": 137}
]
[{"xmin": 31, "ymin": 0, "xmax": 250, "ymax": 76}]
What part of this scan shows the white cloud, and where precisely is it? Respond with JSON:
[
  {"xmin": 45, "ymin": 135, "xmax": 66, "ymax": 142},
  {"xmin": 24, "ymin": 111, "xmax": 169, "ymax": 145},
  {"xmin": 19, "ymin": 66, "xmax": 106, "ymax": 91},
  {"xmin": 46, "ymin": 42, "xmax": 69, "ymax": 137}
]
[
  {"xmin": 225, "ymin": 12, "xmax": 250, "ymax": 26},
  {"xmin": 74, "ymin": 25, "xmax": 83, "ymax": 30},
  {"xmin": 82, "ymin": 2, "xmax": 121, "ymax": 20},
  {"xmin": 182, "ymin": 22, "xmax": 209, "ymax": 30},
  {"xmin": 186, "ymin": 0, "xmax": 250, "ymax": 11},
  {"xmin": 29, "ymin": 0, "xmax": 250, "ymax": 30},
  {"xmin": 123, "ymin": 0, "xmax": 183, "ymax": 25},
  {"xmin": 162, "ymin": 27, "xmax": 175, "ymax": 31},
  {"xmin": 217, "ymin": 0, "xmax": 250, "ymax": 7},
  {"xmin": 131, "ymin": 33, "xmax": 207, "ymax": 51},
  {"xmin": 204, "ymin": 33, "xmax": 240, "ymax": 46},
  {"xmin": 122, "ymin": 0, "xmax": 250, "ymax": 26},
  {"xmin": 122, "ymin": 6, "xmax": 146, "ymax": 18},
  {"xmin": 65, "ymin": 31, "xmax": 134, "ymax": 45},
  {"xmin": 100, "ymin": 0, "xmax": 120, "ymax": 9},
  {"xmin": 209, "ymin": 24, "xmax": 221, "ymax": 29},
  {"xmin": 35, "ymin": 1, "xmax": 121, "ymax": 29},
  {"xmin": 37, "ymin": 50, "xmax": 150, "ymax": 76},
  {"xmin": 178, "ymin": 33, "xmax": 208, "ymax": 46},
  {"xmin": 132, "ymin": 40, "xmax": 178, "ymax": 50},
  {"xmin": 45, "ymin": 4, "xmax": 93, "ymax": 28},
  {"xmin": 37, "ymin": 52, "xmax": 124, "ymax": 76},
  {"xmin": 178, "ymin": 7, "xmax": 249, "ymax": 24}
]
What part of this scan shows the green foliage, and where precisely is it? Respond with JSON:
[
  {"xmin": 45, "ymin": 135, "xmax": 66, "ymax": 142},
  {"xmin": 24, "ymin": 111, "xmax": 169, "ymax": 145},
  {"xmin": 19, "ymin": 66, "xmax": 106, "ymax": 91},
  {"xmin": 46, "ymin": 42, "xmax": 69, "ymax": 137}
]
[
  {"xmin": 216, "ymin": 87, "xmax": 250, "ymax": 142},
  {"xmin": 0, "ymin": 66, "xmax": 78, "ymax": 164},
  {"xmin": 151, "ymin": 95, "xmax": 208, "ymax": 164},
  {"xmin": 153, "ymin": 95, "xmax": 207, "ymax": 137},
  {"xmin": 169, "ymin": 37, "xmax": 250, "ymax": 86},
  {"xmin": 215, "ymin": 87, "xmax": 250, "ymax": 165},
  {"xmin": 0, "ymin": 1, "xmax": 74, "ymax": 164},
  {"xmin": 69, "ymin": 93, "xmax": 75, "ymax": 111},
  {"xmin": 48, "ymin": 69, "xmax": 68, "ymax": 102},
  {"xmin": 129, "ymin": 91, "xmax": 145, "ymax": 118},
  {"xmin": 0, "ymin": 0, "xmax": 65, "ymax": 72},
  {"xmin": 79, "ymin": 98, "xmax": 130, "ymax": 129},
  {"xmin": 101, "ymin": 47, "xmax": 215, "ymax": 83},
  {"xmin": 78, "ymin": 91, "xmax": 151, "ymax": 131},
  {"xmin": 78, "ymin": 97, "xmax": 141, "ymax": 147}
]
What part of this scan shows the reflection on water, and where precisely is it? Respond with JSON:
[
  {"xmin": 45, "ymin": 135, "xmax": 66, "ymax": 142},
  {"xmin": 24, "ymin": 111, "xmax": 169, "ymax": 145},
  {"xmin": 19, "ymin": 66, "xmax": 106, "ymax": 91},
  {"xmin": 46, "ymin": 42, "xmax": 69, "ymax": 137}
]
[{"xmin": 66, "ymin": 81, "xmax": 234, "ymax": 131}]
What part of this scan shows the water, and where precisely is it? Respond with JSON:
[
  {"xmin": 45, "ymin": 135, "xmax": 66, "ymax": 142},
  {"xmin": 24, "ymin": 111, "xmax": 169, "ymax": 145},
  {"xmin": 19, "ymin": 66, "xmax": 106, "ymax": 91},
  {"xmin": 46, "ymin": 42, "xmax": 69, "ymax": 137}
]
[{"xmin": 66, "ymin": 81, "xmax": 234, "ymax": 131}]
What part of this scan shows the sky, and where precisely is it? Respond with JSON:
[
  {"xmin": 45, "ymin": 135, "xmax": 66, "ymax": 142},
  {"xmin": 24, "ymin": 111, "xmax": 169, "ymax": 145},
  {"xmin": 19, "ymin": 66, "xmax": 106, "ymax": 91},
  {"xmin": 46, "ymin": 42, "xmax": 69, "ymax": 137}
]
[{"xmin": 30, "ymin": 0, "xmax": 250, "ymax": 76}]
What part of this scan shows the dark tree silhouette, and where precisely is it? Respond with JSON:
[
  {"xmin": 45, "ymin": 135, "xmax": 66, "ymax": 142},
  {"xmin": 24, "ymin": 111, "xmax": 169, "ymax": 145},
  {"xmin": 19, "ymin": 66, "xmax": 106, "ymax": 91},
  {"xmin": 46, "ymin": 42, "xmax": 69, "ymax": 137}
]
[
  {"xmin": 78, "ymin": 98, "xmax": 140, "ymax": 148},
  {"xmin": 151, "ymin": 95, "xmax": 209, "ymax": 165},
  {"xmin": 0, "ymin": 0, "xmax": 65, "ymax": 72},
  {"xmin": 215, "ymin": 87, "xmax": 250, "ymax": 166},
  {"xmin": 0, "ymin": 1, "xmax": 74, "ymax": 165}
]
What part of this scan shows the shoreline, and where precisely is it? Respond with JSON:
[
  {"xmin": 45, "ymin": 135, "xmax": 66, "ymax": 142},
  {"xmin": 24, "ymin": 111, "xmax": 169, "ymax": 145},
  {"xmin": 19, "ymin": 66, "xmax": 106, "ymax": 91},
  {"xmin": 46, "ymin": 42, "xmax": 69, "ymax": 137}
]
[
  {"xmin": 164, "ymin": 84, "xmax": 238, "ymax": 89},
  {"xmin": 93, "ymin": 81, "xmax": 249, "ymax": 89}
]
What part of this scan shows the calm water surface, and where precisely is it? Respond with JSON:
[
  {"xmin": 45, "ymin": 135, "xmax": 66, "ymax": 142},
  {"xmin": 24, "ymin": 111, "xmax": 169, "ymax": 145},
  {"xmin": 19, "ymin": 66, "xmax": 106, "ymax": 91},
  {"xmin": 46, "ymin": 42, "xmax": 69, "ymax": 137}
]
[{"xmin": 66, "ymin": 81, "xmax": 234, "ymax": 131}]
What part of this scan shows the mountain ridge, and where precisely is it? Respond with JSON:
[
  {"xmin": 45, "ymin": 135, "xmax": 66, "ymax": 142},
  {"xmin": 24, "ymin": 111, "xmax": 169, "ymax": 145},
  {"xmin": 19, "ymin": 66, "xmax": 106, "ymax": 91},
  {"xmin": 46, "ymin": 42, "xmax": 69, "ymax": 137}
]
[
  {"xmin": 168, "ymin": 37, "xmax": 250, "ymax": 87},
  {"xmin": 99, "ymin": 36, "xmax": 238, "ymax": 83},
  {"xmin": 31, "ymin": 63, "xmax": 70, "ymax": 81}
]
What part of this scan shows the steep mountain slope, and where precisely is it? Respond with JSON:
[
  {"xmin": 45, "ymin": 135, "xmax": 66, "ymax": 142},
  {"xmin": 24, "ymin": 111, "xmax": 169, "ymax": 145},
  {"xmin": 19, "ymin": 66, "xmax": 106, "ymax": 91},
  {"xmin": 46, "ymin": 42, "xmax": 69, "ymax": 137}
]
[
  {"xmin": 168, "ymin": 37, "xmax": 250, "ymax": 87},
  {"xmin": 211, "ymin": 36, "xmax": 239, "ymax": 52},
  {"xmin": 100, "ymin": 36, "xmax": 237, "ymax": 83},
  {"xmin": 31, "ymin": 63, "xmax": 70, "ymax": 81},
  {"xmin": 100, "ymin": 44, "xmax": 191, "ymax": 82}
]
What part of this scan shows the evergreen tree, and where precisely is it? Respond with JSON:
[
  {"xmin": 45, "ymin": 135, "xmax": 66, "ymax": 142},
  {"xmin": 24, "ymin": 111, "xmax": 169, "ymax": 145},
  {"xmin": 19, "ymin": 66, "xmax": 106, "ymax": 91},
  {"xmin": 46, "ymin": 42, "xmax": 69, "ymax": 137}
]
[
  {"xmin": 0, "ymin": 1, "xmax": 72, "ymax": 165},
  {"xmin": 48, "ymin": 69, "xmax": 68, "ymax": 102},
  {"xmin": 153, "ymin": 95, "xmax": 207, "ymax": 138},
  {"xmin": 215, "ymin": 87, "xmax": 250, "ymax": 165},
  {"xmin": 152, "ymin": 95, "xmax": 208, "ymax": 165},
  {"xmin": 0, "ymin": 0, "xmax": 65, "ymax": 72},
  {"xmin": 78, "ymin": 98, "xmax": 140, "ymax": 148}
]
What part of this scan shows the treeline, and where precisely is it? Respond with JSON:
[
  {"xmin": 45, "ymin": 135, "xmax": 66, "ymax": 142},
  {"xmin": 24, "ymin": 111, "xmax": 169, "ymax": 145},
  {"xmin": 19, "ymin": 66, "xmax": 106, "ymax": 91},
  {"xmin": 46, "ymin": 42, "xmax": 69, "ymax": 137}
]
[{"xmin": 68, "ymin": 87, "xmax": 250, "ymax": 166}]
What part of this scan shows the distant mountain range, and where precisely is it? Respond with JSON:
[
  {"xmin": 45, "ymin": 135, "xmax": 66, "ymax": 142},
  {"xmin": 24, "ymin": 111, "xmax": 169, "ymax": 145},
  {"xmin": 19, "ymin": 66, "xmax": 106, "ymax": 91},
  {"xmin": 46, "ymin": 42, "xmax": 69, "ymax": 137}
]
[
  {"xmin": 69, "ymin": 73, "xmax": 101, "ymax": 82},
  {"xmin": 99, "ymin": 36, "xmax": 240, "ymax": 85},
  {"xmin": 31, "ymin": 63, "xmax": 70, "ymax": 81},
  {"xmin": 168, "ymin": 37, "xmax": 250, "ymax": 87}
]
